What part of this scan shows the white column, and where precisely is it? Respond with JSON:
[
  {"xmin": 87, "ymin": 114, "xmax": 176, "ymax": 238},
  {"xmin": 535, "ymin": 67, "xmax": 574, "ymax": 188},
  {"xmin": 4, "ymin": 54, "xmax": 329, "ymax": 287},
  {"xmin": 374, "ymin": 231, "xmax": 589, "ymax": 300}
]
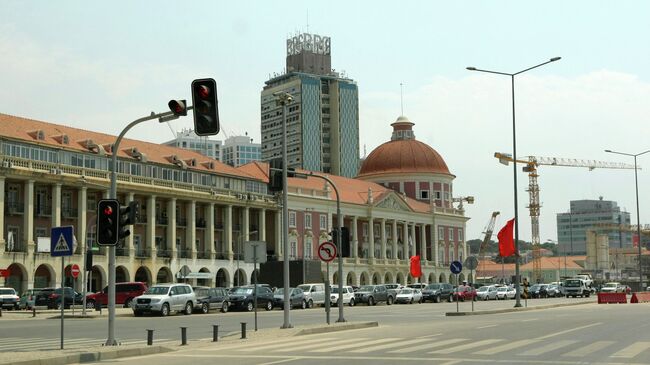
[
  {"xmin": 259, "ymin": 208, "xmax": 266, "ymax": 243},
  {"xmin": 52, "ymin": 183, "xmax": 61, "ymax": 228},
  {"xmin": 126, "ymin": 192, "xmax": 135, "ymax": 255},
  {"xmin": 411, "ymin": 223, "xmax": 417, "ymax": 260},
  {"xmin": 402, "ymin": 221, "xmax": 409, "ymax": 260},
  {"xmin": 187, "ymin": 200, "xmax": 196, "ymax": 259},
  {"xmin": 352, "ymin": 216, "xmax": 358, "ymax": 258},
  {"xmin": 243, "ymin": 206, "xmax": 250, "ymax": 241},
  {"xmin": 24, "ymin": 180, "xmax": 35, "ymax": 252},
  {"xmin": 392, "ymin": 220, "xmax": 398, "ymax": 260},
  {"xmin": 225, "ymin": 204, "xmax": 233, "ymax": 260},
  {"xmin": 147, "ymin": 195, "xmax": 156, "ymax": 257},
  {"xmin": 167, "ymin": 198, "xmax": 177, "ymax": 259},
  {"xmin": 275, "ymin": 210, "xmax": 282, "ymax": 257},
  {"xmin": 368, "ymin": 217, "xmax": 374, "ymax": 260},
  {"xmin": 77, "ymin": 187, "xmax": 87, "ymax": 256},
  {"xmin": 380, "ymin": 218, "xmax": 387, "ymax": 259},
  {"xmin": 420, "ymin": 224, "xmax": 427, "ymax": 262},
  {"xmin": 206, "ymin": 203, "xmax": 215, "ymax": 259},
  {"xmin": 0, "ymin": 177, "xmax": 5, "ymax": 251},
  {"xmin": 431, "ymin": 224, "xmax": 439, "ymax": 266}
]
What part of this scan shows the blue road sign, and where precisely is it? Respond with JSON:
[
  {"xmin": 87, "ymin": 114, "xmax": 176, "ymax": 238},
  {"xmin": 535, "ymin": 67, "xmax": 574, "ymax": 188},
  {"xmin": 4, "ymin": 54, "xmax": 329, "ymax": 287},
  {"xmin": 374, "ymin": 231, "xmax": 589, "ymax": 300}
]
[
  {"xmin": 51, "ymin": 226, "xmax": 74, "ymax": 257},
  {"xmin": 450, "ymin": 260, "xmax": 462, "ymax": 274}
]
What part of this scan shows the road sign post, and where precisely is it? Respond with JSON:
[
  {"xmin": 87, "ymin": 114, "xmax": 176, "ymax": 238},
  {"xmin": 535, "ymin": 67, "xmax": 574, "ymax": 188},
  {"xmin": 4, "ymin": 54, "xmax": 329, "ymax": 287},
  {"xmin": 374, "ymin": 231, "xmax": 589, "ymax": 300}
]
[
  {"xmin": 318, "ymin": 241, "xmax": 337, "ymax": 325},
  {"xmin": 464, "ymin": 256, "xmax": 478, "ymax": 312},
  {"xmin": 51, "ymin": 226, "xmax": 74, "ymax": 350},
  {"xmin": 450, "ymin": 260, "xmax": 463, "ymax": 314},
  {"xmin": 244, "ymin": 241, "xmax": 266, "ymax": 332}
]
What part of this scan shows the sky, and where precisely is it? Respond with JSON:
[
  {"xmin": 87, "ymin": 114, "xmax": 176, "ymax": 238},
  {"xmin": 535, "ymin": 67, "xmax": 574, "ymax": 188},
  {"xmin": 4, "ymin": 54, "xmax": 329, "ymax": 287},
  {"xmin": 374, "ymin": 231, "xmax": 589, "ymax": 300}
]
[{"xmin": 2, "ymin": 1, "xmax": 650, "ymax": 244}]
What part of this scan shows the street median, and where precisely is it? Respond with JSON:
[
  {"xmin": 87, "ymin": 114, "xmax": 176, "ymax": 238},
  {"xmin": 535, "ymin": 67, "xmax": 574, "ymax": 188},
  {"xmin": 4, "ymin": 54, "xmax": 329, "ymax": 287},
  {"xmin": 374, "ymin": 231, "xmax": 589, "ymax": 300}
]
[
  {"xmin": 2, "ymin": 345, "xmax": 174, "ymax": 365},
  {"xmin": 446, "ymin": 300, "xmax": 596, "ymax": 316}
]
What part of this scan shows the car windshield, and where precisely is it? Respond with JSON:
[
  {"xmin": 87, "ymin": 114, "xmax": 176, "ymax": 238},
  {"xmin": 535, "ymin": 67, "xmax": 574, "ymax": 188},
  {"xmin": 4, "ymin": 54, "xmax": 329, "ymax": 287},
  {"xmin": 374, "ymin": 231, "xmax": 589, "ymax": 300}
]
[
  {"xmin": 231, "ymin": 288, "xmax": 254, "ymax": 295},
  {"xmin": 603, "ymin": 283, "xmax": 617, "ymax": 288},
  {"xmin": 531, "ymin": 285, "xmax": 540, "ymax": 290},
  {"xmin": 497, "ymin": 287, "xmax": 507, "ymax": 292},
  {"xmin": 275, "ymin": 288, "xmax": 286, "ymax": 295},
  {"xmin": 565, "ymin": 280, "xmax": 582, "ymax": 287},
  {"xmin": 297, "ymin": 285, "xmax": 311, "ymax": 292},
  {"xmin": 477, "ymin": 287, "xmax": 488, "ymax": 292},
  {"xmin": 331, "ymin": 287, "xmax": 345, "ymax": 294},
  {"xmin": 399, "ymin": 289, "xmax": 413, "ymax": 294},
  {"xmin": 194, "ymin": 288, "xmax": 209, "ymax": 297},
  {"xmin": 0, "ymin": 289, "xmax": 15, "ymax": 295},
  {"xmin": 425, "ymin": 284, "xmax": 441, "ymax": 290},
  {"xmin": 358, "ymin": 286, "xmax": 374, "ymax": 292},
  {"xmin": 145, "ymin": 286, "xmax": 170, "ymax": 295}
]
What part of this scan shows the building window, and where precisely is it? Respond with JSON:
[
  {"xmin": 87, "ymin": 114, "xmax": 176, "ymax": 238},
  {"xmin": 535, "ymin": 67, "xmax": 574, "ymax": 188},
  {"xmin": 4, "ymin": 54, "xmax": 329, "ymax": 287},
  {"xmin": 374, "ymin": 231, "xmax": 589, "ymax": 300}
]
[
  {"xmin": 438, "ymin": 226, "xmax": 445, "ymax": 240},
  {"xmin": 305, "ymin": 213, "xmax": 312, "ymax": 229},
  {"xmin": 289, "ymin": 212, "xmax": 296, "ymax": 227},
  {"xmin": 374, "ymin": 224, "xmax": 380, "ymax": 238},
  {"xmin": 87, "ymin": 195, "xmax": 97, "ymax": 211},
  {"xmin": 448, "ymin": 228, "xmax": 455, "ymax": 241},
  {"xmin": 305, "ymin": 237, "xmax": 312, "ymax": 259},
  {"xmin": 420, "ymin": 190, "xmax": 429, "ymax": 199},
  {"xmin": 362, "ymin": 223, "xmax": 368, "ymax": 238},
  {"xmin": 449, "ymin": 246, "xmax": 455, "ymax": 263},
  {"xmin": 290, "ymin": 241, "xmax": 297, "ymax": 259},
  {"xmin": 458, "ymin": 229, "xmax": 464, "ymax": 242},
  {"xmin": 435, "ymin": 191, "xmax": 442, "ymax": 200},
  {"xmin": 320, "ymin": 214, "xmax": 327, "ymax": 230}
]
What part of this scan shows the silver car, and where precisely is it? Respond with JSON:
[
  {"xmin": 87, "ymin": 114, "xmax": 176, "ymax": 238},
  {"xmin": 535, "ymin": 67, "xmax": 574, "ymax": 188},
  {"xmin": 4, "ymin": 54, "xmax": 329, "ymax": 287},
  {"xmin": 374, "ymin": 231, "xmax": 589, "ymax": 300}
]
[
  {"xmin": 476, "ymin": 285, "xmax": 498, "ymax": 300},
  {"xmin": 133, "ymin": 283, "xmax": 196, "ymax": 316}
]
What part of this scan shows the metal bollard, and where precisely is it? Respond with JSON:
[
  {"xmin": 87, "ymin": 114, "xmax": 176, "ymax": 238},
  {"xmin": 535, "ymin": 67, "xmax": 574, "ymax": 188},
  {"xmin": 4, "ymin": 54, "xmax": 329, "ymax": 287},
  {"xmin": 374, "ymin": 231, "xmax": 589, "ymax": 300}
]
[
  {"xmin": 146, "ymin": 329, "xmax": 154, "ymax": 346},
  {"xmin": 180, "ymin": 327, "xmax": 187, "ymax": 346},
  {"xmin": 33, "ymin": 307, "xmax": 36, "ymax": 317},
  {"xmin": 240, "ymin": 322, "xmax": 247, "ymax": 339},
  {"xmin": 212, "ymin": 325, "xmax": 219, "ymax": 342},
  {"xmin": 0, "ymin": 307, "xmax": 3, "ymax": 317}
]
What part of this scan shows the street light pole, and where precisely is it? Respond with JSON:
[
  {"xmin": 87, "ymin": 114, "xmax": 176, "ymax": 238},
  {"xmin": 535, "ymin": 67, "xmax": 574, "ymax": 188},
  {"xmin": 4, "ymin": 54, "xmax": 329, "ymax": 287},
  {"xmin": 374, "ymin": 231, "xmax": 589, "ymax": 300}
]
[
  {"xmin": 605, "ymin": 149, "xmax": 650, "ymax": 289},
  {"xmin": 467, "ymin": 57, "xmax": 561, "ymax": 308}
]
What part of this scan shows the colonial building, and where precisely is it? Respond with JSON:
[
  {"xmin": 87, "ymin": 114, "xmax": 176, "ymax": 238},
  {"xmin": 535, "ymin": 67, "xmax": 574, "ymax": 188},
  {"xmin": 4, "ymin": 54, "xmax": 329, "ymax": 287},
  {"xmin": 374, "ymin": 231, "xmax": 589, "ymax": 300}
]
[{"xmin": 0, "ymin": 113, "xmax": 471, "ymax": 295}]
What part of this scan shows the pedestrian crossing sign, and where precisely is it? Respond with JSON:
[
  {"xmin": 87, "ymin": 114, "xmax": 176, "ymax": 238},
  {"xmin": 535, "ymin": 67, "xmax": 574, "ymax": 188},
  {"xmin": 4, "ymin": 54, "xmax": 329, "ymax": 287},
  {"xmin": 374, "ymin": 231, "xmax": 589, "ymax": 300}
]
[{"xmin": 51, "ymin": 226, "xmax": 74, "ymax": 257}]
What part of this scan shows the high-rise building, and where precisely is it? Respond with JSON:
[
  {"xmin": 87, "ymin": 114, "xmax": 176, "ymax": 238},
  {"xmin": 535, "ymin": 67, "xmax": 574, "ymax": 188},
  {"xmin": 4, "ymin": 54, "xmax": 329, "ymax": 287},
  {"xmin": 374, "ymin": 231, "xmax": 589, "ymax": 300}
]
[
  {"xmin": 557, "ymin": 197, "xmax": 632, "ymax": 255},
  {"xmin": 163, "ymin": 129, "xmax": 222, "ymax": 160},
  {"xmin": 222, "ymin": 134, "xmax": 261, "ymax": 167},
  {"xmin": 260, "ymin": 33, "xmax": 360, "ymax": 177}
]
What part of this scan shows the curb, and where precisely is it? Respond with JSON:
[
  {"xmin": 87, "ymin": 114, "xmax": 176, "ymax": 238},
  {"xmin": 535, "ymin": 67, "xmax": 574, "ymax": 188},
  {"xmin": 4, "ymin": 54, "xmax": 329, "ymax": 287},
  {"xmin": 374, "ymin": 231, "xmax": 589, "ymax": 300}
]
[
  {"xmin": 295, "ymin": 321, "xmax": 378, "ymax": 335},
  {"xmin": 445, "ymin": 300, "xmax": 596, "ymax": 316},
  {"xmin": 7, "ymin": 345, "xmax": 174, "ymax": 365}
]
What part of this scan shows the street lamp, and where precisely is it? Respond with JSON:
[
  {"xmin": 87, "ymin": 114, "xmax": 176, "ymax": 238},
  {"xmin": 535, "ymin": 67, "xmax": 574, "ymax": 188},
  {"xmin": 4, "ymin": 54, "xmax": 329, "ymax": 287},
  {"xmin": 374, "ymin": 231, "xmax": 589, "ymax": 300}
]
[
  {"xmin": 467, "ymin": 57, "xmax": 561, "ymax": 307},
  {"xmin": 605, "ymin": 148, "xmax": 650, "ymax": 289}
]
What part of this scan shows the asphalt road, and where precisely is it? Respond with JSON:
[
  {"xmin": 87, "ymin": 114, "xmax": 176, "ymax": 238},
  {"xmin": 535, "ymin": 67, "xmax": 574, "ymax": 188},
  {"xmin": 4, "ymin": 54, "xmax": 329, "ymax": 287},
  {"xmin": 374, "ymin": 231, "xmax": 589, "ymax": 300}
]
[
  {"xmin": 0, "ymin": 296, "xmax": 591, "ymax": 352},
  {"xmin": 81, "ymin": 301, "xmax": 650, "ymax": 365}
]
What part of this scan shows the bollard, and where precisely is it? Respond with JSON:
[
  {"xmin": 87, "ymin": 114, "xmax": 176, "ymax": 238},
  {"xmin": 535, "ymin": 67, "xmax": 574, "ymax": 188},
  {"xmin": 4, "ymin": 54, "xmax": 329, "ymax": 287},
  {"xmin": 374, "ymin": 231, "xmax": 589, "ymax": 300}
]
[
  {"xmin": 212, "ymin": 325, "xmax": 219, "ymax": 342},
  {"xmin": 240, "ymin": 322, "xmax": 247, "ymax": 339},
  {"xmin": 33, "ymin": 307, "xmax": 36, "ymax": 317},
  {"xmin": 146, "ymin": 329, "xmax": 154, "ymax": 346},
  {"xmin": 180, "ymin": 327, "xmax": 187, "ymax": 346},
  {"xmin": 0, "ymin": 307, "xmax": 3, "ymax": 317}
]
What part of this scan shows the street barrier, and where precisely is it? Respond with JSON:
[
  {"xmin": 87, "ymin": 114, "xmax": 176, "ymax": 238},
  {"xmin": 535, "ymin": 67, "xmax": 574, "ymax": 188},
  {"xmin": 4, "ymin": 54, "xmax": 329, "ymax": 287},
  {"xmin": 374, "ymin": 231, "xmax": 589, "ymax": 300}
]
[
  {"xmin": 630, "ymin": 292, "xmax": 650, "ymax": 303},
  {"xmin": 597, "ymin": 292, "xmax": 627, "ymax": 304},
  {"xmin": 180, "ymin": 327, "xmax": 188, "ymax": 346},
  {"xmin": 213, "ymin": 325, "xmax": 219, "ymax": 342},
  {"xmin": 241, "ymin": 322, "xmax": 247, "ymax": 339},
  {"xmin": 146, "ymin": 329, "xmax": 154, "ymax": 346}
]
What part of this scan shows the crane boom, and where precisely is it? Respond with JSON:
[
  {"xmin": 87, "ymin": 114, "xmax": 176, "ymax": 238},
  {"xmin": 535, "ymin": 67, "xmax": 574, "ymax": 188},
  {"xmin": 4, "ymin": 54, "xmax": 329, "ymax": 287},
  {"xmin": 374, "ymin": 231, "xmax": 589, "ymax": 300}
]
[{"xmin": 478, "ymin": 212, "xmax": 500, "ymax": 282}]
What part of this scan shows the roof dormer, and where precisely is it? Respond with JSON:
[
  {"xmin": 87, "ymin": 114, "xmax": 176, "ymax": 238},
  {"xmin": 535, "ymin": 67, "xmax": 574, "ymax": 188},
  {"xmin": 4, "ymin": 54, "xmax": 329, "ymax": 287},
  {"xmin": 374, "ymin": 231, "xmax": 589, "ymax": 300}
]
[
  {"xmin": 185, "ymin": 158, "xmax": 197, "ymax": 167},
  {"xmin": 78, "ymin": 139, "xmax": 105, "ymax": 155},
  {"xmin": 167, "ymin": 154, "xmax": 187, "ymax": 169},
  {"xmin": 28, "ymin": 130, "xmax": 45, "ymax": 141},
  {"xmin": 52, "ymin": 134, "xmax": 69, "ymax": 145},
  {"xmin": 124, "ymin": 147, "xmax": 148, "ymax": 162},
  {"xmin": 201, "ymin": 161, "xmax": 215, "ymax": 170}
]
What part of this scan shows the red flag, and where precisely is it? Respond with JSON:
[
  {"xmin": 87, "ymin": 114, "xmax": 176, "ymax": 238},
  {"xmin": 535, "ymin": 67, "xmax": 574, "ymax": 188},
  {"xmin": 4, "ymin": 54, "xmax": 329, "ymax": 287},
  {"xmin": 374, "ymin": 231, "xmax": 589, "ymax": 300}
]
[
  {"xmin": 410, "ymin": 255, "xmax": 422, "ymax": 277},
  {"xmin": 497, "ymin": 219, "xmax": 516, "ymax": 257}
]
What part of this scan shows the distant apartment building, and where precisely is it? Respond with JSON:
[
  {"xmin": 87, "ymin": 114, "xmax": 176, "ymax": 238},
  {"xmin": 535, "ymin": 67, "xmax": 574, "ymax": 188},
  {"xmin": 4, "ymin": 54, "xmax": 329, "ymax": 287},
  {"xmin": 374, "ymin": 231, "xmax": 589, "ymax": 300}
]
[
  {"xmin": 557, "ymin": 198, "xmax": 631, "ymax": 255},
  {"xmin": 222, "ymin": 135, "xmax": 261, "ymax": 167},
  {"xmin": 163, "ymin": 129, "xmax": 221, "ymax": 160},
  {"xmin": 260, "ymin": 32, "xmax": 360, "ymax": 178}
]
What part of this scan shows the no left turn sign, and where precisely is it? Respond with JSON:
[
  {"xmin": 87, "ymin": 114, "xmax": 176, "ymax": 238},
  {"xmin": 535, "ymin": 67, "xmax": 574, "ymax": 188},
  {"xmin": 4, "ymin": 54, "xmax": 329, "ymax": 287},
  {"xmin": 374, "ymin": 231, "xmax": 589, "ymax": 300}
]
[{"xmin": 318, "ymin": 241, "xmax": 337, "ymax": 263}]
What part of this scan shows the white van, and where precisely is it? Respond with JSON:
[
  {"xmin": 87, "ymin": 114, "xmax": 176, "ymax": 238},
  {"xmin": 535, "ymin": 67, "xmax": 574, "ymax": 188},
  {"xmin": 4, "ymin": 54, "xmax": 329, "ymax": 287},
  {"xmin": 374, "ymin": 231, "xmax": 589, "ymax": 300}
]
[
  {"xmin": 297, "ymin": 283, "xmax": 326, "ymax": 308},
  {"xmin": 563, "ymin": 279, "xmax": 590, "ymax": 298}
]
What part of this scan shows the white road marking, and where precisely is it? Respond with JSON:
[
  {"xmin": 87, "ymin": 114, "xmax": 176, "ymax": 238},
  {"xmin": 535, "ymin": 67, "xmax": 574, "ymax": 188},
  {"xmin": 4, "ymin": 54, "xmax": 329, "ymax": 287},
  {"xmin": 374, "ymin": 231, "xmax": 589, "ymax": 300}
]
[
  {"xmin": 611, "ymin": 342, "xmax": 650, "ymax": 358},
  {"xmin": 474, "ymin": 339, "xmax": 540, "ymax": 355},
  {"xmin": 563, "ymin": 341, "xmax": 615, "ymax": 357},
  {"xmin": 257, "ymin": 358, "xmax": 301, "ymax": 365},
  {"xmin": 309, "ymin": 338, "xmax": 399, "ymax": 352},
  {"xmin": 349, "ymin": 338, "xmax": 430, "ymax": 353},
  {"xmin": 237, "ymin": 337, "xmax": 334, "ymax": 352},
  {"xmin": 430, "ymin": 339, "xmax": 504, "ymax": 354},
  {"xmin": 476, "ymin": 324, "xmax": 498, "ymax": 329},
  {"xmin": 388, "ymin": 338, "xmax": 467, "ymax": 353},
  {"xmin": 521, "ymin": 318, "xmax": 539, "ymax": 322},
  {"xmin": 535, "ymin": 322, "xmax": 602, "ymax": 340},
  {"xmin": 519, "ymin": 340, "xmax": 578, "ymax": 356},
  {"xmin": 275, "ymin": 338, "xmax": 355, "ymax": 352}
]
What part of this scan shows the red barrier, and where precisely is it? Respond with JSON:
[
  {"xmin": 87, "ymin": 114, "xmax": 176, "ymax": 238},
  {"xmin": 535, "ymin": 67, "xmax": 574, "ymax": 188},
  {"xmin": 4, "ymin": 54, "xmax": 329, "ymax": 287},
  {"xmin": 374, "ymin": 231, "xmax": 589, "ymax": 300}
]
[
  {"xmin": 630, "ymin": 292, "xmax": 650, "ymax": 303},
  {"xmin": 597, "ymin": 292, "xmax": 627, "ymax": 304}
]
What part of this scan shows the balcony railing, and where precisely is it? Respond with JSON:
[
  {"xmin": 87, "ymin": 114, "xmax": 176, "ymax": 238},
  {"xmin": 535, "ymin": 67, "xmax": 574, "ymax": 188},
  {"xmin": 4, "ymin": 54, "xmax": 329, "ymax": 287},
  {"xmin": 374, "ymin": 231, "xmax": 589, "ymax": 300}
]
[
  {"xmin": 157, "ymin": 249, "xmax": 172, "ymax": 258},
  {"xmin": 196, "ymin": 219, "xmax": 206, "ymax": 228},
  {"xmin": 156, "ymin": 216, "xmax": 168, "ymax": 225},
  {"xmin": 116, "ymin": 247, "xmax": 129, "ymax": 257},
  {"xmin": 176, "ymin": 218, "xmax": 187, "ymax": 227},
  {"xmin": 215, "ymin": 222, "xmax": 224, "ymax": 230},
  {"xmin": 61, "ymin": 208, "xmax": 78, "ymax": 219},
  {"xmin": 197, "ymin": 251, "xmax": 211, "ymax": 259},
  {"xmin": 135, "ymin": 249, "xmax": 150, "ymax": 258},
  {"xmin": 179, "ymin": 249, "xmax": 191, "ymax": 259},
  {"xmin": 5, "ymin": 202, "xmax": 25, "ymax": 215},
  {"xmin": 215, "ymin": 251, "xmax": 229, "ymax": 260},
  {"xmin": 35, "ymin": 204, "xmax": 52, "ymax": 217}
]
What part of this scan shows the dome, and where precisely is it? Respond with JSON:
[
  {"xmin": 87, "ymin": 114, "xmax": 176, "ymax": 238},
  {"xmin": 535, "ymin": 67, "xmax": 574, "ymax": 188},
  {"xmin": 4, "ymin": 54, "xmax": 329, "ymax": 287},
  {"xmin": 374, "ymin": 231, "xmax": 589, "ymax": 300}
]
[{"xmin": 357, "ymin": 116, "xmax": 452, "ymax": 178}]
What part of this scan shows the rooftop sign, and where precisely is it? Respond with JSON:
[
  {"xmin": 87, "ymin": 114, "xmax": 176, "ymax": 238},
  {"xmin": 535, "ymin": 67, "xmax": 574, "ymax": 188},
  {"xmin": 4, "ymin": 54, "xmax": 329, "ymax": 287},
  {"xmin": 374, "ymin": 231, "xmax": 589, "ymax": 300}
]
[{"xmin": 287, "ymin": 33, "xmax": 331, "ymax": 56}]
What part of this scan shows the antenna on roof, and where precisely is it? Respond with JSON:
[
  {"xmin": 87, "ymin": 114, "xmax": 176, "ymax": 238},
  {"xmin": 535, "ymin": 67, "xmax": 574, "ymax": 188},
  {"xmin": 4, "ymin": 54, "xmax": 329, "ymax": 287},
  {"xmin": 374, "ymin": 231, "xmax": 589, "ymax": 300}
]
[
  {"xmin": 400, "ymin": 82, "xmax": 405, "ymax": 116},
  {"xmin": 306, "ymin": 9, "xmax": 309, "ymax": 33}
]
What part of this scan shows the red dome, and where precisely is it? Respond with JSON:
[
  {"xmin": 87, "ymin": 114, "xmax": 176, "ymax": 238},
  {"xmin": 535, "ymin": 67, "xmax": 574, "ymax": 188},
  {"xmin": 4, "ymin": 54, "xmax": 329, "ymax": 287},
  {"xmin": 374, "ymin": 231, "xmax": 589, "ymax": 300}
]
[{"xmin": 357, "ymin": 116, "xmax": 451, "ymax": 177}]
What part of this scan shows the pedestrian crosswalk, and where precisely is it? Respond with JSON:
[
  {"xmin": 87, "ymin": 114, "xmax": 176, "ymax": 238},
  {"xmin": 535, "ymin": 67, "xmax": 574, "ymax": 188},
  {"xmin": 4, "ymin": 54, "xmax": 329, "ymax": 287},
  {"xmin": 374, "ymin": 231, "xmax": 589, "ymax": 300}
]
[
  {"xmin": 216, "ymin": 335, "xmax": 650, "ymax": 360},
  {"xmin": 0, "ymin": 337, "xmax": 173, "ymax": 351}
]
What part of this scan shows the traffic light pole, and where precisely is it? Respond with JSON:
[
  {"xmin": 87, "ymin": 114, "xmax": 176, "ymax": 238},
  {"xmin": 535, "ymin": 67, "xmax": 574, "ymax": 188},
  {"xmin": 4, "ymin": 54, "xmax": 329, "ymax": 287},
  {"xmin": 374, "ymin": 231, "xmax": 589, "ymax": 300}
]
[{"xmin": 106, "ymin": 108, "xmax": 190, "ymax": 346}]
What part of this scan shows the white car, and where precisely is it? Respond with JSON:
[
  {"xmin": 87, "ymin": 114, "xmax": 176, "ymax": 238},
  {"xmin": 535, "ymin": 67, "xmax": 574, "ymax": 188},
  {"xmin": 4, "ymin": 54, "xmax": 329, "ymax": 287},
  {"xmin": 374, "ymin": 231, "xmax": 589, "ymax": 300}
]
[
  {"xmin": 133, "ymin": 284, "xmax": 197, "ymax": 316},
  {"xmin": 395, "ymin": 288, "xmax": 423, "ymax": 304},
  {"xmin": 600, "ymin": 282, "xmax": 625, "ymax": 293},
  {"xmin": 0, "ymin": 287, "xmax": 20, "ymax": 310},
  {"xmin": 496, "ymin": 286, "xmax": 515, "ymax": 300},
  {"xmin": 330, "ymin": 285, "xmax": 355, "ymax": 306},
  {"xmin": 476, "ymin": 286, "xmax": 498, "ymax": 300}
]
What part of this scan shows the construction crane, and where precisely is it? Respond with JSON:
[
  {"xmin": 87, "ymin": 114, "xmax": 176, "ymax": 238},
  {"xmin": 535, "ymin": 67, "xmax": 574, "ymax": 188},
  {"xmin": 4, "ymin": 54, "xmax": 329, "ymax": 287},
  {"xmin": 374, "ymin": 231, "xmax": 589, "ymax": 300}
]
[
  {"xmin": 477, "ymin": 211, "xmax": 500, "ymax": 282},
  {"xmin": 494, "ymin": 152, "xmax": 637, "ymax": 283}
]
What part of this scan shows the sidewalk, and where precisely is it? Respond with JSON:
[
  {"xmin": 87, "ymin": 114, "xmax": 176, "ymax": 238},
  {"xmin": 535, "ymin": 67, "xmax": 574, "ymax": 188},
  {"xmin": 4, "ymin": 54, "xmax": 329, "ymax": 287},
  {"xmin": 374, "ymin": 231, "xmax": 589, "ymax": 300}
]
[
  {"xmin": 0, "ymin": 307, "xmax": 134, "ymax": 320},
  {"xmin": 0, "ymin": 321, "xmax": 378, "ymax": 365},
  {"xmin": 445, "ymin": 298, "xmax": 597, "ymax": 316}
]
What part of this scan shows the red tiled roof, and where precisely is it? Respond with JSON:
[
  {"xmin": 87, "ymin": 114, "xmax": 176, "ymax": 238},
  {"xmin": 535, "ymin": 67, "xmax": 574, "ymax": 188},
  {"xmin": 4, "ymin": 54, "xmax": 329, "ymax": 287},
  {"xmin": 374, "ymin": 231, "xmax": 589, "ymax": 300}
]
[{"xmin": 0, "ymin": 113, "xmax": 257, "ymax": 180}]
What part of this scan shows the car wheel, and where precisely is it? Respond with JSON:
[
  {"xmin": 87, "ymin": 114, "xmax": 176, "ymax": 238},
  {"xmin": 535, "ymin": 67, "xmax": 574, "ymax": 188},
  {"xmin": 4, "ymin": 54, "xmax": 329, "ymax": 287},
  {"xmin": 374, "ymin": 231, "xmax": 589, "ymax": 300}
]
[
  {"xmin": 434, "ymin": 295, "xmax": 440, "ymax": 303},
  {"xmin": 56, "ymin": 302, "xmax": 63, "ymax": 310},
  {"xmin": 161, "ymin": 303, "xmax": 170, "ymax": 317},
  {"xmin": 124, "ymin": 298, "xmax": 133, "ymax": 308},
  {"xmin": 461, "ymin": 297, "xmax": 465, "ymax": 302},
  {"xmin": 349, "ymin": 298, "xmax": 355, "ymax": 307},
  {"xmin": 245, "ymin": 301, "xmax": 253, "ymax": 312},
  {"xmin": 307, "ymin": 299, "xmax": 314, "ymax": 309},
  {"xmin": 86, "ymin": 300, "xmax": 95, "ymax": 310},
  {"xmin": 387, "ymin": 296, "xmax": 393, "ymax": 306},
  {"xmin": 221, "ymin": 302, "xmax": 229, "ymax": 313},
  {"xmin": 133, "ymin": 310, "xmax": 142, "ymax": 317},
  {"xmin": 449, "ymin": 295, "xmax": 454, "ymax": 302},
  {"xmin": 409, "ymin": 298, "xmax": 413, "ymax": 304},
  {"xmin": 184, "ymin": 302, "xmax": 193, "ymax": 315},
  {"xmin": 201, "ymin": 302, "xmax": 210, "ymax": 314},
  {"xmin": 301, "ymin": 300, "xmax": 307, "ymax": 309},
  {"xmin": 368, "ymin": 296, "xmax": 374, "ymax": 306},
  {"xmin": 265, "ymin": 301, "xmax": 273, "ymax": 311}
]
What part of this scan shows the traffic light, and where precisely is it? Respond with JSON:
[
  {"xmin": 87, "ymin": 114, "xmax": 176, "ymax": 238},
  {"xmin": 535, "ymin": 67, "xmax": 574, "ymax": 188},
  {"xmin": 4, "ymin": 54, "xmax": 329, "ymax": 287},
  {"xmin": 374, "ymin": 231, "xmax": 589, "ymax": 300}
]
[
  {"xmin": 118, "ymin": 201, "xmax": 140, "ymax": 240},
  {"xmin": 168, "ymin": 100, "xmax": 187, "ymax": 116},
  {"xmin": 191, "ymin": 78, "xmax": 219, "ymax": 136},
  {"xmin": 331, "ymin": 227, "xmax": 350, "ymax": 256},
  {"xmin": 268, "ymin": 158, "xmax": 283, "ymax": 193},
  {"xmin": 97, "ymin": 199, "xmax": 119, "ymax": 246}
]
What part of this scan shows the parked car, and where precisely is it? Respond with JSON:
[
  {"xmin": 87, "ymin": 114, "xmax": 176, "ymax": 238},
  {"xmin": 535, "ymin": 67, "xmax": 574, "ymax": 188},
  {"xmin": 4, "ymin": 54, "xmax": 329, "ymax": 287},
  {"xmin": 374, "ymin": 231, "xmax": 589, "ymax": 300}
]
[
  {"xmin": 600, "ymin": 282, "xmax": 625, "ymax": 293},
  {"xmin": 0, "ymin": 287, "xmax": 20, "ymax": 310},
  {"xmin": 192, "ymin": 286, "xmax": 230, "ymax": 314},
  {"xmin": 354, "ymin": 285, "xmax": 393, "ymax": 306},
  {"xmin": 421, "ymin": 283, "xmax": 454, "ymax": 303},
  {"xmin": 34, "ymin": 287, "xmax": 84, "ymax": 309},
  {"xmin": 476, "ymin": 286, "xmax": 498, "ymax": 301},
  {"xmin": 530, "ymin": 284, "xmax": 549, "ymax": 298},
  {"xmin": 546, "ymin": 284, "xmax": 562, "ymax": 297},
  {"xmin": 272, "ymin": 288, "xmax": 306, "ymax": 309},
  {"xmin": 86, "ymin": 282, "xmax": 148, "ymax": 309},
  {"xmin": 453, "ymin": 285, "xmax": 477, "ymax": 302},
  {"xmin": 133, "ymin": 283, "xmax": 196, "ymax": 316},
  {"xmin": 395, "ymin": 288, "xmax": 423, "ymax": 304},
  {"xmin": 384, "ymin": 283, "xmax": 403, "ymax": 300},
  {"xmin": 496, "ymin": 286, "xmax": 515, "ymax": 300},
  {"xmin": 297, "ymin": 283, "xmax": 326, "ymax": 308},
  {"xmin": 19, "ymin": 288, "xmax": 42, "ymax": 310},
  {"xmin": 330, "ymin": 285, "xmax": 355, "ymax": 307},
  {"xmin": 228, "ymin": 285, "xmax": 275, "ymax": 312},
  {"xmin": 407, "ymin": 283, "xmax": 428, "ymax": 290}
]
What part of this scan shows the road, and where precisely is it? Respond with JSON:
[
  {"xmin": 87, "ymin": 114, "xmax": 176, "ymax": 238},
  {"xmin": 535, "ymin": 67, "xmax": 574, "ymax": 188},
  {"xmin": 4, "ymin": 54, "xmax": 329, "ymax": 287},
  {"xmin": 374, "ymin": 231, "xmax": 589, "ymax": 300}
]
[
  {"xmin": 2, "ymin": 297, "xmax": 590, "ymax": 352},
  {"xmin": 79, "ymin": 301, "xmax": 650, "ymax": 365}
]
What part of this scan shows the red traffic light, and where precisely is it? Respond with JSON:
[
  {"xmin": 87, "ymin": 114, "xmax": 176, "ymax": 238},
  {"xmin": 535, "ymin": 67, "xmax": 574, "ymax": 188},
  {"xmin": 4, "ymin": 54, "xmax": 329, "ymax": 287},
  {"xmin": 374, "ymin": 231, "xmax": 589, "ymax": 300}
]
[
  {"xmin": 197, "ymin": 85, "xmax": 211, "ymax": 99},
  {"xmin": 103, "ymin": 206, "xmax": 113, "ymax": 216},
  {"xmin": 168, "ymin": 100, "xmax": 188, "ymax": 116},
  {"xmin": 191, "ymin": 78, "xmax": 219, "ymax": 136}
]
